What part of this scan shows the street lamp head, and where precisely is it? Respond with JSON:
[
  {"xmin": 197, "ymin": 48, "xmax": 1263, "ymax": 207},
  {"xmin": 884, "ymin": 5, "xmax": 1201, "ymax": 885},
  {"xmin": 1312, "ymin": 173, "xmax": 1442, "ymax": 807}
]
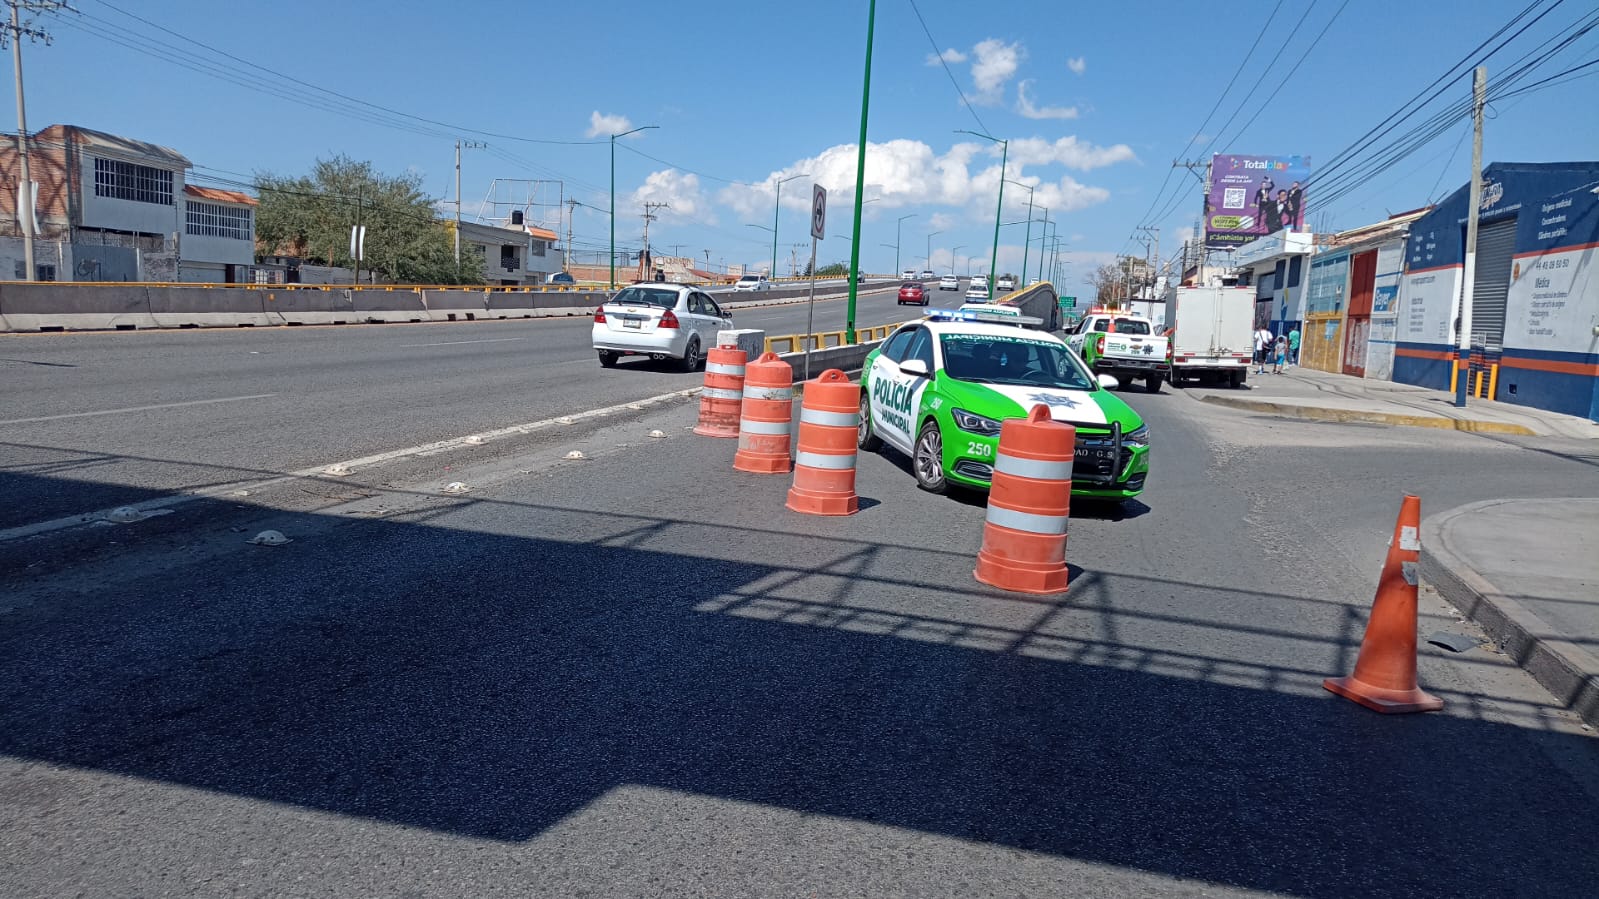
[{"xmin": 614, "ymin": 124, "xmax": 659, "ymax": 140}]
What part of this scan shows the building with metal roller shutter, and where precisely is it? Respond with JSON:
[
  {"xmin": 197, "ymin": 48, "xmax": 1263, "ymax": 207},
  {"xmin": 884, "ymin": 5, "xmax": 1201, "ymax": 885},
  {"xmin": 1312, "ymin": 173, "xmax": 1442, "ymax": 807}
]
[{"xmin": 1395, "ymin": 161, "xmax": 1599, "ymax": 422}]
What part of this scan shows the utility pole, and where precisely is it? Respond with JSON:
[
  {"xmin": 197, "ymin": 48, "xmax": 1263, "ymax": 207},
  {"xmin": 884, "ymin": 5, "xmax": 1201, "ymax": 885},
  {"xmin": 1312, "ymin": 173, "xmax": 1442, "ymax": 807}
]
[
  {"xmin": 641, "ymin": 201, "xmax": 668, "ymax": 279},
  {"xmin": 5, "ymin": 2, "xmax": 67, "ymax": 281},
  {"xmin": 1456, "ymin": 65, "xmax": 1487, "ymax": 408},
  {"xmin": 352, "ymin": 185, "xmax": 364, "ymax": 287},
  {"xmin": 1135, "ymin": 226, "xmax": 1159, "ymax": 299},
  {"xmin": 564, "ymin": 198, "xmax": 578, "ymax": 271},
  {"xmin": 454, "ymin": 139, "xmax": 486, "ymax": 262}
]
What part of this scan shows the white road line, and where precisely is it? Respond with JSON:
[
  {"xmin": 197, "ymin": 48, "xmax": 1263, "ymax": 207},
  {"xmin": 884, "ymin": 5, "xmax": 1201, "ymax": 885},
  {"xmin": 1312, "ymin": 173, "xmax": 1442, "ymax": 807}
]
[
  {"xmin": 0, "ymin": 386, "xmax": 703, "ymax": 544},
  {"xmin": 0, "ymin": 394, "xmax": 279, "ymax": 427},
  {"xmin": 398, "ymin": 337, "xmax": 528, "ymax": 348}
]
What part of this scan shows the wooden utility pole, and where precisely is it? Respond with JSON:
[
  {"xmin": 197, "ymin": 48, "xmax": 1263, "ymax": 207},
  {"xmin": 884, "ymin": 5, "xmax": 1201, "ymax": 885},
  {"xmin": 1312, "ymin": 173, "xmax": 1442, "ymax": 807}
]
[{"xmin": 1455, "ymin": 66, "xmax": 1486, "ymax": 408}]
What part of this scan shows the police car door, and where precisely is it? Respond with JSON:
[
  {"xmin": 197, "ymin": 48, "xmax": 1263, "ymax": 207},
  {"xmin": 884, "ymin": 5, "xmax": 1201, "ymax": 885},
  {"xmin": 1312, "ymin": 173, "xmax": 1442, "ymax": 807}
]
[{"xmin": 868, "ymin": 326, "xmax": 923, "ymax": 452}]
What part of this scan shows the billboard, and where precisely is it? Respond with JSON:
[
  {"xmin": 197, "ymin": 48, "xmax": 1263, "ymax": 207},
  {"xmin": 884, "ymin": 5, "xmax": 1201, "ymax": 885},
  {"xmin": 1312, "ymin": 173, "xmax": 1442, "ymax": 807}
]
[{"xmin": 1205, "ymin": 154, "xmax": 1311, "ymax": 250}]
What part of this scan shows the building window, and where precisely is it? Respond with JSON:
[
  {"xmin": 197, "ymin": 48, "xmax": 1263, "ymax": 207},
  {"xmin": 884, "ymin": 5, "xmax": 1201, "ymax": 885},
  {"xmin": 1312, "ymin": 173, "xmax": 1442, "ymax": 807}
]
[
  {"xmin": 185, "ymin": 201, "xmax": 253, "ymax": 241},
  {"xmin": 93, "ymin": 157, "xmax": 174, "ymax": 206},
  {"xmin": 529, "ymin": 240, "xmax": 546, "ymax": 257},
  {"xmin": 35, "ymin": 263, "xmax": 56, "ymax": 282},
  {"xmin": 1287, "ymin": 256, "xmax": 1303, "ymax": 288},
  {"xmin": 500, "ymin": 244, "xmax": 519, "ymax": 271}
]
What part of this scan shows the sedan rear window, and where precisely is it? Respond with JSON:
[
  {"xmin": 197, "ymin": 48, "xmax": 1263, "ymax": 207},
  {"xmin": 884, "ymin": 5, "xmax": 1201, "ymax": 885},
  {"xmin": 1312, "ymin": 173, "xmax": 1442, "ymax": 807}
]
[{"xmin": 611, "ymin": 287, "xmax": 679, "ymax": 308}]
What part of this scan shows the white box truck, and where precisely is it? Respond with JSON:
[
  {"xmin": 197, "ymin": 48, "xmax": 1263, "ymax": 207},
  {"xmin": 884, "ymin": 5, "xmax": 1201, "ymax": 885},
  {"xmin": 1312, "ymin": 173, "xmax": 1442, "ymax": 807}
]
[{"xmin": 1165, "ymin": 285, "xmax": 1256, "ymax": 388}]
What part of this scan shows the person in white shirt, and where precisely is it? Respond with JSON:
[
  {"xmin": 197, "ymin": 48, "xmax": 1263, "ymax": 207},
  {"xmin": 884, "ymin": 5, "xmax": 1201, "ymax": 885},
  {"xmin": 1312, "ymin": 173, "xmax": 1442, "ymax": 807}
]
[{"xmin": 1254, "ymin": 326, "xmax": 1274, "ymax": 374}]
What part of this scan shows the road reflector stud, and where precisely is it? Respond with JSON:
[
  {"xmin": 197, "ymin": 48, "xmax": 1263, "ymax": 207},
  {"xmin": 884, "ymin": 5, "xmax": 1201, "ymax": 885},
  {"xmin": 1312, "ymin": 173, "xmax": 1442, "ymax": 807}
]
[
  {"xmin": 323, "ymin": 463, "xmax": 353, "ymax": 477},
  {"xmin": 1324, "ymin": 494, "xmax": 1444, "ymax": 714},
  {"xmin": 734, "ymin": 352, "xmax": 794, "ymax": 474},
  {"xmin": 786, "ymin": 369, "xmax": 860, "ymax": 515},
  {"xmin": 648, "ymin": 429, "xmax": 668, "ymax": 439},
  {"xmin": 463, "ymin": 435, "xmax": 486, "ymax": 445},
  {"xmin": 694, "ymin": 345, "xmax": 748, "ymax": 438},
  {"xmin": 442, "ymin": 481, "xmax": 472, "ymax": 494},
  {"xmin": 248, "ymin": 530, "xmax": 291, "ymax": 546},
  {"xmin": 974, "ymin": 404, "xmax": 1075, "ymax": 595}
]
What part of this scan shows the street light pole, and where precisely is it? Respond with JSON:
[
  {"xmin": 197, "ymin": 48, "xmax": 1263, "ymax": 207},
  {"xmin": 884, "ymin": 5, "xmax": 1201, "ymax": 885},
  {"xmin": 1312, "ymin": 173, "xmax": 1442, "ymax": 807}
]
[
  {"xmin": 950, "ymin": 245, "xmax": 965, "ymax": 276},
  {"xmin": 844, "ymin": 0, "xmax": 877, "ymax": 343},
  {"xmin": 958, "ymin": 130, "xmax": 1008, "ymax": 301},
  {"xmin": 925, "ymin": 230, "xmax": 942, "ymax": 272},
  {"xmin": 772, "ymin": 173, "xmax": 806, "ymax": 279},
  {"xmin": 1006, "ymin": 179, "xmax": 1034, "ymax": 286},
  {"xmin": 895, "ymin": 213, "xmax": 917, "ymax": 275},
  {"xmin": 610, "ymin": 124, "xmax": 658, "ymax": 289},
  {"xmin": 1036, "ymin": 209, "xmax": 1050, "ymax": 285}
]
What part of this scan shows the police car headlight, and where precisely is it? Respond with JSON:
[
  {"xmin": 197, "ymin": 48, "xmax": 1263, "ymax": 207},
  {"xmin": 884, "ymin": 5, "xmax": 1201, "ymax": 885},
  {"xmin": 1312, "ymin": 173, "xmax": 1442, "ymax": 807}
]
[
  {"xmin": 952, "ymin": 409, "xmax": 1002, "ymax": 436},
  {"xmin": 1123, "ymin": 424, "xmax": 1150, "ymax": 447}
]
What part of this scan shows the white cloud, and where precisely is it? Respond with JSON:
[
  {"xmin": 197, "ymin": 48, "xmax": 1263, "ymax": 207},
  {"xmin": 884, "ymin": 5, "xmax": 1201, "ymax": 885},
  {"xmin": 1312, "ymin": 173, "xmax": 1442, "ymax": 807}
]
[
  {"xmin": 715, "ymin": 137, "xmax": 1118, "ymax": 223},
  {"xmin": 928, "ymin": 212, "xmax": 957, "ymax": 230},
  {"xmin": 1004, "ymin": 135, "xmax": 1137, "ymax": 170},
  {"xmin": 925, "ymin": 47, "xmax": 967, "ymax": 66},
  {"xmin": 630, "ymin": 169, "xmax": 714, "ymax": 224},
  {"xmin": 1016, "ymin": 80, "xmax": 1079, "ymax": 120},
  {"xmin": 1067, "ymin": 56, "xmax": 1086, "ymax": 75},
  {"xmin": 586, "ymin": 110, "xmax": 632, "ymax": 138},
  {"xmin": 971, "ymin": 38, "xmax": 1025, "ymax": 102}
]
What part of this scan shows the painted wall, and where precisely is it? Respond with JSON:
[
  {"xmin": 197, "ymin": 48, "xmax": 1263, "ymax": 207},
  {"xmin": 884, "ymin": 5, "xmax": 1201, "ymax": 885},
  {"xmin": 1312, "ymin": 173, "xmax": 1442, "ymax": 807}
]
[
  {"xmin": 1366, "ymin": 242, "xmax": 1405, "ymax": 380},
  {"xmin": 77, "ymin": 154, "xmax": 185, "ymax": 236},
  {"xmin": 1303, "ymin": 252, "xmax": 1348, "ymax": 372}
]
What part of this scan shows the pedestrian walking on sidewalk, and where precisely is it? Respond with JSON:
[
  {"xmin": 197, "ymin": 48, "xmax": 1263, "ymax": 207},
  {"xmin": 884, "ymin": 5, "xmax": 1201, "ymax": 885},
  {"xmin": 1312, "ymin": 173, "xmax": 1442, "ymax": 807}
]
[
  {"xmin": 1254, "ymin": 325, "xmax": 1273, "ymax": 374},
  {"xmin": 1287, "ymin": 327, "xmax": 1301, "ymax": 366},
  {"xmin": 1272, "ymin": 336, "xmax": 1287, "ymax": 374}
]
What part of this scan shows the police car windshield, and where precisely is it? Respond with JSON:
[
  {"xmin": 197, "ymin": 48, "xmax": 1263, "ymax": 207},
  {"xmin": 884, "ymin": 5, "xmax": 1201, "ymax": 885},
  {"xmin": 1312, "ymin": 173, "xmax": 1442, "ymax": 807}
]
[
  {"xmin": 940, "ymin": 334, "xmax": 1094, "ymax": 391},
  {"xmin": 611, "ymin": 287, "xmax": 678, "ymax": 307}
]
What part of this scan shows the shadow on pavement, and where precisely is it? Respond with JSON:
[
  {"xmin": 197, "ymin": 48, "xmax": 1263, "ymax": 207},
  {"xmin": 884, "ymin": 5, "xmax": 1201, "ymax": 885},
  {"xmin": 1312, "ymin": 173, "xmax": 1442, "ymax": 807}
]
[{"xmin": 1, "ymin": 468, "xmax": 1595, "ymax": 896}]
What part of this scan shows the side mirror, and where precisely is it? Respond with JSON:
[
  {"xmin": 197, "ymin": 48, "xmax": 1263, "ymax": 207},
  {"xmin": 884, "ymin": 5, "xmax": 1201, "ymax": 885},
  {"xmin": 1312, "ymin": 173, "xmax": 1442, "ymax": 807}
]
[
  {"xmin": 899, "ymin": 359, "xmax": 931, "ymax": 378},
  {"xmin": 1096, "ymin": 373, "xmax": 1120, "ymax": 390}
]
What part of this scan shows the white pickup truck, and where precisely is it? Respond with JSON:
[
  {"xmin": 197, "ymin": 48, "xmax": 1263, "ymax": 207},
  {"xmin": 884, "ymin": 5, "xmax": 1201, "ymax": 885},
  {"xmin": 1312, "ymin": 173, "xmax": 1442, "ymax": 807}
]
[{"xmin": 1064, "ymin": 311, "xmax": 1171, "ymax": 393}]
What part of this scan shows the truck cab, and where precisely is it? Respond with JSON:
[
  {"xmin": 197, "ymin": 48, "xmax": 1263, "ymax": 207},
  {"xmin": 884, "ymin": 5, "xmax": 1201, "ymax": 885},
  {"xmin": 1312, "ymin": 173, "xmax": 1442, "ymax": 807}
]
[{"xmin": 1064, "ymin": 310, "xmax": 1171, "ymax": 393}]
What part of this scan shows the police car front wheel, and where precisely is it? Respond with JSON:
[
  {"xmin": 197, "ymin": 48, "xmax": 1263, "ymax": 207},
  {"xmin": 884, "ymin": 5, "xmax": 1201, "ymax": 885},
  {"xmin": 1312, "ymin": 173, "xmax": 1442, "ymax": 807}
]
[{"xmin": 913, "ymin": 421, "xmax": 948, "ymax": 494}]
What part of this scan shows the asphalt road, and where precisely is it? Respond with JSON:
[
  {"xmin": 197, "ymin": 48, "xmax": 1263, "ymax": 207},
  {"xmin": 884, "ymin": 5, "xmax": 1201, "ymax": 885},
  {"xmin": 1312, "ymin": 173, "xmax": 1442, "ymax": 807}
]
[
  {"xmin": 0, "ymin": 282, "xmax": 925, "ymax": 531},
  {"xmin": 1, "ymin": 378, "xmax": 1596, "ymax": 897}
]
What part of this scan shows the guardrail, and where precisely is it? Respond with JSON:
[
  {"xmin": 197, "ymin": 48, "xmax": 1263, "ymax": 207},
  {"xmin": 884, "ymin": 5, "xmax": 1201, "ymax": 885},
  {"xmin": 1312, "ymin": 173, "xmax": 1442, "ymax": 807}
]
[{"xmin": 764, "ymin": 321, "xmax": 906, "ymax": 355}]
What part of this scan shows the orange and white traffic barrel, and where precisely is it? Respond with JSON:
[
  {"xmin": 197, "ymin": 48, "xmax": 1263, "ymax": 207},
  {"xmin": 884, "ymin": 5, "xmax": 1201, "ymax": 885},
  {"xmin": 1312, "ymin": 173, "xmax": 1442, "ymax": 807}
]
[
  {"xmin": 692, "ymin": 345, "xmax": 746, "ymax": 438},
  {"xmin": 734, "ymin": 352, "xmax": 794, "ymax": 474},
  {"xmin": 785, "ymin": 369, "xmax": 860, "ymax": 516},
  {"xmin": 973, "ymin": 404, "xmax": 1075, "ymax": 594}
]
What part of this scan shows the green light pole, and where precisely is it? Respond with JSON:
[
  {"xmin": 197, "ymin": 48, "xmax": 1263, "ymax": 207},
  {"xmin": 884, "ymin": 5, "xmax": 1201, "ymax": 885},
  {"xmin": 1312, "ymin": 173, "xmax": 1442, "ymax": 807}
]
[
  {"xmin": 958, "ymin": 129, "xmax": 1007, "ymax": 301},
  {"xmin": 1005, "ymin": 179, "xmax": 1033, "ymax": 288},
  {"xmin": 949, "ymin": 245, "xmax": 965, "ymax": 276},
  {"xmin": 894, "ymin": 213, "xmax": 917, "ymax": 275},
  {"xmin": 925, "ymin": 230, "xmax": 942, "ymax": 272},
  {"xmin": 770, "ymin": 173, "xmax": 807, "ymax": 278},
  {"xmin": 844, "ymin": 0, "xmax": 877, "ymax": 343},
  {"xmin": 610, "ymin": 124, "xmax": 658, "ymax": 289}
]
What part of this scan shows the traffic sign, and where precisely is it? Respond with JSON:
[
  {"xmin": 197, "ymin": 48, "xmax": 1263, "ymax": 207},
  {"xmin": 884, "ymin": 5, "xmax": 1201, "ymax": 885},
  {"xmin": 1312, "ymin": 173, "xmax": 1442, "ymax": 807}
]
[
  {"xmin": 810, "ymin": 184, "xmax": 826, "ymax": 240},
  {"xmin": 1060, "ymin": 295, "xmax": 1077, "ymax": 308}
]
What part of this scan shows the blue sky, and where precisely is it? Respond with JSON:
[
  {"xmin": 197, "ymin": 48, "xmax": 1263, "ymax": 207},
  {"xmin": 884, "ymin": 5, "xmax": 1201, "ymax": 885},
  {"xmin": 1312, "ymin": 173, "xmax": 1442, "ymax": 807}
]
[{"xmin": 9, "ymin": 0, "xmax": 1599, "ymax": 284}]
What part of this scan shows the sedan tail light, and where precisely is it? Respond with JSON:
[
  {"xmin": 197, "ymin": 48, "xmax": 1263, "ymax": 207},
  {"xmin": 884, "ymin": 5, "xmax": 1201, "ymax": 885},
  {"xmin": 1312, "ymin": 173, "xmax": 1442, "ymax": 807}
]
[
  {"xmin": 593, "ymin": 309, "xmax": 606, "ymax": 323},
  {"xmin": 659, "ymin": 309, "xmax": 680, "ymax": 329}
]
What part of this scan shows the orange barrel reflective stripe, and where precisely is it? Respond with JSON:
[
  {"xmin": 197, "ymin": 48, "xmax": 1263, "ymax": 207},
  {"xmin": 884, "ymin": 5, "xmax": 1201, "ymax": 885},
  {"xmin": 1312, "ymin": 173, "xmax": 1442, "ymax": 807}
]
[
  {"xmin": 692, "ymin": 346, "xmax": 746, "ymax": 438},
  {"xmin": 973, "ymin": 404, "xmax": 1075, "ymax": 595},
  {"xmin": 785, "ymin": 369, "xmax": 860, "ymax": 516},
  {"xmin": 734, "ymin": 352, "xmax": 794, "ymax": 474}
]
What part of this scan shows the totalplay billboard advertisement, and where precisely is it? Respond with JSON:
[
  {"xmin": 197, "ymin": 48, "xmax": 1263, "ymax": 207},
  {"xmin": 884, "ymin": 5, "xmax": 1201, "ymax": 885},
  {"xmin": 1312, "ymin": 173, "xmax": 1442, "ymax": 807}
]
[{"xmin": 1205, "ymin": 154, "xmax": 1312, "ymax": 250}]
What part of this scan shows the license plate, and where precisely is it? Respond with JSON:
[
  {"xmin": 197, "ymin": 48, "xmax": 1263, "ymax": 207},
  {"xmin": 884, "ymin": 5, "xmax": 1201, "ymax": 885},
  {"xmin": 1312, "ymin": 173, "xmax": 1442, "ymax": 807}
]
[
  {"xmin": 623, "ymin": 318, "xmax": 641, "ymax": 329},
  {"xmin": 1077, "ymin": 448, "xmax": 1115, "ymax": 462}
]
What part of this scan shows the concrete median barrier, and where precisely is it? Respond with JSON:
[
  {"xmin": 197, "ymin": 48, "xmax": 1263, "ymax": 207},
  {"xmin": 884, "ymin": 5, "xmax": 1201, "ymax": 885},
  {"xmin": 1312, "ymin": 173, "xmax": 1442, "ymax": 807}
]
[
  {"xmin": 353, "ymin": 288, "xmax": 428, "ymax": 324},
  {"xmin": 146, "ymin": 287, "xmax": 272, "ymax": 328},
  {"xmin": 0, "ymin": 282, "xmax": 158, "ymax": 331},
  {"xmin": 261, "ymin": 288, "xmax": 344, "ymax": 325},
  {"xmin": 422, "ymin": 288, "xmax": 489, "ymax": 322}
]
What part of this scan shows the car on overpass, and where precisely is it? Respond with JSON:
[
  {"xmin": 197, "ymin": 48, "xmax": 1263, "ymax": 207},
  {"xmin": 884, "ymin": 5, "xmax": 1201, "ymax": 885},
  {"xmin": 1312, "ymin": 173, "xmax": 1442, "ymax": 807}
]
[
  {"xmin": 592, "ymin": 283, "xmax": 732, "ymax": 372},
  {"xmin": 900, "ymin": 269, "xmax": 917, "ymax": 279},
  {"xmin": 858, "ymin": 315, "xmax": 1148, "ymax": 501},
  {"xmin": 897, "ymin": 282, "xmax": 928, "ymax": 306},
  {"xmin": 546, "ymin": 271, "xmax": 576, "ymax": 285},
  {"xmin": 732, "ymin": 274, "xmax": 771, "ymax": 292},
  {"xmin": 965, "ymin": 283, "xmax": 989, "ymax": 301},
  {"xmin": 939, "ymin": 274, "xmax": 960, "ymax": 291},
  {"xmin": 997, "ymin": 275, "xmax": 1016, "ymax": 291},
  {"xmin": 919, "ymin": 269, "xmax": 935, "ymax": 279}
]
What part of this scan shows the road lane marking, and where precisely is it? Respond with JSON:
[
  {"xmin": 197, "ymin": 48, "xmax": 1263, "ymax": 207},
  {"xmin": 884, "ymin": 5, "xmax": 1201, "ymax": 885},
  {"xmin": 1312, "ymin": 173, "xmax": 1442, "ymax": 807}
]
[
  {"xmin": 398, "ymin": 337, "xmax": 528, "ymax": 348},
  {"xmin": 0, "ymin": 394, "xmax": 279, "ymax": 427},
  {"xmin": 0, "ymin": 386, "xmax": 703, "ymax": 544}
]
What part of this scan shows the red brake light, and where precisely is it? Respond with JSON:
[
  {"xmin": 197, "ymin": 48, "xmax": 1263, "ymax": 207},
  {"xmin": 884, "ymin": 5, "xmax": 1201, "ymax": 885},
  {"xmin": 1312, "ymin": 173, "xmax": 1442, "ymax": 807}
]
[
  {"xmin": 659, "ymin": 309, "xmax": 680, "ymax": 329},
  {"xmin": 593, "ymin": 309, "xmax": 606, "ymax": 323},
  {"xmin": 1095, "ymin": 335, "xmax": 1105, "ymax": 354}
]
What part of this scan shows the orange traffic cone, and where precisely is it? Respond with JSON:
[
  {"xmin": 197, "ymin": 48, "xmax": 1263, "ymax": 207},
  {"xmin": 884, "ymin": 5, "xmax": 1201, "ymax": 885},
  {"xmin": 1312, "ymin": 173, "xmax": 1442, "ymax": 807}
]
[
  {"xmin": 734, "ymin": 352, "xmax": 794, "ymax": 474},
  {"xmin": 785, "ymin": 369, "xmax": 860, "ymax": 516},
  {"xmin": 1323, "ymin": 494, "xmax": 1444, "ymax": 714},
  {"xmin": 974, "ymin": 404, "xmax": 1075, "ymax": 595},
  {"xmin": 692, "ymin": 345, "xmax": 746, "ymax": 438}
]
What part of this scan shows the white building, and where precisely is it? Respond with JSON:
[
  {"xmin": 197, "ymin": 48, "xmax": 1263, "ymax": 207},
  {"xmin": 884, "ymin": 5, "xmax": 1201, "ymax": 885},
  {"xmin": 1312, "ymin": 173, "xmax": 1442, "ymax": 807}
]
[{"xmin": 455, "ymin": 218, "xmax": 561, "ymax": 286}]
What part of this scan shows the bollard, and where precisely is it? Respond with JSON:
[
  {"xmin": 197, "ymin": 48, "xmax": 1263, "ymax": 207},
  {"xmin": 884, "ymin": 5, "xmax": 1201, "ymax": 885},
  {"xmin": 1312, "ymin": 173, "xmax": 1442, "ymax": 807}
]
[
  {"xmin": 692, "ymin": 345, "xmax": 747, "ymax": 438},
  {"xmin": 785, "ymin": 369, "xmax": 861, "ymax": 516},
  {"xmin": 973, "ymin": 404, "xmax": 1075, "ymax": 594},
  {"xmin": 734, "ymin": 352, "xmax": 794, "ymax": 474}
]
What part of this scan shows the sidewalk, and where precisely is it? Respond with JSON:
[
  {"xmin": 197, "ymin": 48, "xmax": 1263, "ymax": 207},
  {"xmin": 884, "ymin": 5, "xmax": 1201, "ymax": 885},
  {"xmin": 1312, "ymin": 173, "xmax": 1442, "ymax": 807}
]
[
  {"xmin": 1422, "ymin": 499, "xmax": 1599, "ymax": 727},
  {"xmin": 1186, "ymin": 365, "xmax": 1599, "ymax": 439}
]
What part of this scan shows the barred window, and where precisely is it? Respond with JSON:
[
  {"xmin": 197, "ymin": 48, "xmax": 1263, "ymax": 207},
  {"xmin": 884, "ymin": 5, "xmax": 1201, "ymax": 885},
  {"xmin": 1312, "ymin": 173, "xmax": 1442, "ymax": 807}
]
[
  {"xmin": 93, "ymin": 157, "xmax": 174, "ymax": 206},
  {"xmin": 185, "ymin": 201, "xmax": 253, "ymax": 240}
]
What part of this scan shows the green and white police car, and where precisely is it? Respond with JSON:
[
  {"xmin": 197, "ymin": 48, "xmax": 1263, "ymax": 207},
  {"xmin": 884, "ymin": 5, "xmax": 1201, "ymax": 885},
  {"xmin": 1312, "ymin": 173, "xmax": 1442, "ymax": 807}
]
[{"xmin": 858, "ymin": 312, "xmax": 1150, "ymax": 500}]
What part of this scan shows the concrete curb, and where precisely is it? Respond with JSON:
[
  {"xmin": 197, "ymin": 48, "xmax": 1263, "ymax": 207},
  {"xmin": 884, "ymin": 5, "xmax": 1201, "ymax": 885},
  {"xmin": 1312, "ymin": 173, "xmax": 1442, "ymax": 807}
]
[
  {"xmin": 1421, "ymin": 500, "xmax": 1599, "ymax": 727},
  {"xmin": 1197, "ymin": 394, "xmax": 1537, "ymax": 436}
]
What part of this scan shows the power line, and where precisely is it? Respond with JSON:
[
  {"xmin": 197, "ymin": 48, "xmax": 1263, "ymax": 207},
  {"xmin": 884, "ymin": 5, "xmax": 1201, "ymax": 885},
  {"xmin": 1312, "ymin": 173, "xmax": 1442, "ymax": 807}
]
[
  {"xmin": 1216, "ymin": 0, "xmax": 1352, "ymax": 151},
  {"xmin": 905, "ymin": 0, "xmax": 989, "ymax": 134}
]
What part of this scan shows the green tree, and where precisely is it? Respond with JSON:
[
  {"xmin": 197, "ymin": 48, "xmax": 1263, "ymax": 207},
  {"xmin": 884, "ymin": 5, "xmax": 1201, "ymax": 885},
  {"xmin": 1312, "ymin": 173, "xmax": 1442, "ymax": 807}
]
[
  {"xmin": 815, "ymin": 261, "xmax": 848, "ymax": 276},
  {"xmin": 254, "ymin": 155, "xmax": 482, "ymax": 285}
]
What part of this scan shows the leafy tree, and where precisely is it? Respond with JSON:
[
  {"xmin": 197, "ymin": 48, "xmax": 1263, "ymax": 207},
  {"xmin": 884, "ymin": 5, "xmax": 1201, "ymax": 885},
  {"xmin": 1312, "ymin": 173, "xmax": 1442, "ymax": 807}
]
[
  {"xmin": 815, "ymin": 262, "xmax": 849, "ymax": 276},
  {"xmin": 255, "ymin": 155, "xmax": 482, "ymax": 285}
]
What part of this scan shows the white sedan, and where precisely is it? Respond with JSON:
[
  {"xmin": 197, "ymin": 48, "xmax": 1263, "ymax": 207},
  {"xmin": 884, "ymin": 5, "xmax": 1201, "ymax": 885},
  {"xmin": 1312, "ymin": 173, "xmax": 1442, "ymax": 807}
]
[
  {"xmin": 592, "ymin": 283, "xmax": 732, "ymax": 372},
  {"xmin": 732, "ymin": 274, "xmax": 770, "ymax": 291},
  {"xmin": 997, "ymin": 275, "xmax": 1016, "ymax": 291},
  {"xmin": 965, "ymin": 283, "xmax": 990, "ymax": 300},
  {"xmin": 938, "ymin": 275, "xmax": 960, "ymax": 291}
]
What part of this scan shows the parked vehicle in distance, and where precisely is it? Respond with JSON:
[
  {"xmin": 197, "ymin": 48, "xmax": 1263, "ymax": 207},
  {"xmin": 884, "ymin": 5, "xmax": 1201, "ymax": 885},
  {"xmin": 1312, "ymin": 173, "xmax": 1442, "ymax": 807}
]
[
  {"xmin": 1165, "ymin": 285, "xmax": 1256, "ymax": 388},
  {"xmin": 898, "ymin": 282, "xmax": 928, "ymax": 306},
  {"xmin": 732, "ymin": 274, "xmax": 771, "ymax": 292},
  {"xmin": 997, "ymin": 275, "xmax": 1016, "ymax": 291},
  {"xmin": 939, "ymin": 274, "xmax": 960, "ymax": 291},
  {"xmin": 546, "ymin": 271, "xmax": 576, "ymax": 285},
  {"xmin": 592, "ymin": 283, "xmax": 732, "ymax": 372},
  {"xmin": 965, "ymin": 283, "xmax": 989, "ymax": 300}
]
